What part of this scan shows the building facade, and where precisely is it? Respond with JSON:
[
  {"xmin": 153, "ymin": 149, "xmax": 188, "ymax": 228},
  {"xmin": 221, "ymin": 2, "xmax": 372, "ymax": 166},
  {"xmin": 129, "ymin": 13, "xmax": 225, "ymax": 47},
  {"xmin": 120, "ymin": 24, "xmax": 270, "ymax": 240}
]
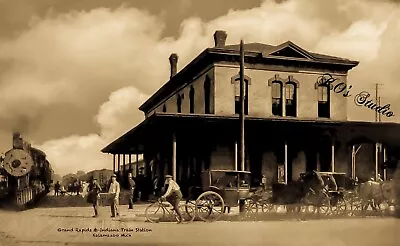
[{"xmin": 102, "ymin": 30, "xmax": 400, "ymax": 197}]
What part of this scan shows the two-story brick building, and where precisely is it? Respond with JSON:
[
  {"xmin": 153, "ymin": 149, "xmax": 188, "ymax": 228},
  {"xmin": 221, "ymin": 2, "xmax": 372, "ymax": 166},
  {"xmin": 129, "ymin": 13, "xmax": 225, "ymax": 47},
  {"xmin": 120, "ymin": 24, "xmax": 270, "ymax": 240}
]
[{"xmin": 102, "ymin": 30, "xmax": 400, "ymax": 196}]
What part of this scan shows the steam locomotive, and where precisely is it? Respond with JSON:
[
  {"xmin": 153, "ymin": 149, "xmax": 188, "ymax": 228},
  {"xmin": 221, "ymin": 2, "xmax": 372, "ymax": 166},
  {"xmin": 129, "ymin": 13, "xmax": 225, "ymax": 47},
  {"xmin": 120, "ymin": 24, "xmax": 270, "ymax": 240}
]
[{"xmin": 0, "ymin": 133, "xmax": 53, "ymax": 209}]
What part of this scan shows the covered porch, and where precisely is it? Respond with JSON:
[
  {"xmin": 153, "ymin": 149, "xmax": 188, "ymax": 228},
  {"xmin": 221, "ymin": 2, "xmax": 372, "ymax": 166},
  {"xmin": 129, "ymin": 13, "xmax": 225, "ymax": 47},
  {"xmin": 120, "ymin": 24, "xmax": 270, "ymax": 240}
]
[{"xmin": 101, "ymin": 112, "xmax": 400, "ymax": 195}]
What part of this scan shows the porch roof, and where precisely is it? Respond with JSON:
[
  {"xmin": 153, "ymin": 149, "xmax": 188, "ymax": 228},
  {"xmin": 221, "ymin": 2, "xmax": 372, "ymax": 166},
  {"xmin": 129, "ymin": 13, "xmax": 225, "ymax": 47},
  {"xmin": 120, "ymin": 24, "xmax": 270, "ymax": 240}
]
[{"xmin": 101, "ymin": 112, "xmax": 400, "ymax": 154}]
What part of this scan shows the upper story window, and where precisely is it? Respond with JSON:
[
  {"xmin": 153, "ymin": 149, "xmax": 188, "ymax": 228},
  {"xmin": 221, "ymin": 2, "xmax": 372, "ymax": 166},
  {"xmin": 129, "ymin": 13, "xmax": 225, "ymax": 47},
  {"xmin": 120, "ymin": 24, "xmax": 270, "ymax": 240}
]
[
  {"xmin": 271, "ymin": 81, "xmax": 283, "ymax": 116},
  {"xmin": 189, "ymin": 86, "xmax": 195, "ymax": 113},
  {"xmin": 177, "ymin": 94, "xmax": 182, "ymax": 113},
  {"xmin": 231, "ymin": 74, "xmax": 251, "ymax": 115},
  {"xmin": 204, "ymin": 76, "xmax": 211, "ymax": 114},
  {"xmin": 234, "ymin": 79, "xmax": 249, "ymax": 115},
  {"xmin": 317, "ymin": 83, "xmax": 330, "ymax": 118},
  {"xmin": 285, "ymin": 77, "xmax": 298, "ymax": 117},
  {"xmin": 269, "ymin": 75, "xmax": 299, "ymax": 117},
  {"xmin": 162, "ymin": 104, "xmax": 167, "ymax": 112}
]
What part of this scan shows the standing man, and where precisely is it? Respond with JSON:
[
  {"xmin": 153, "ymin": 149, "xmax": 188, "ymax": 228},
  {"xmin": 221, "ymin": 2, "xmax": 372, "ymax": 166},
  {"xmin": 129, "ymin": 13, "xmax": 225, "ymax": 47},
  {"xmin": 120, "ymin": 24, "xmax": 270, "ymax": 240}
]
[
  {"xmin": 161, "ymin": 175, "xmax": 184, "ymax": 223},
  {"xmin": 88, "ymin": 177, "xmax": 102, "ymax": 217},
  {"xmin": 128, "ymin": 173, "xmax": 135, "ymax": 209},
  {"xmin": 108, "ymin": 174, "xmax": 120, "ymax": 217},
  {"xmin": 54, "ymin": 181, "xmax": 60, "ymax": 196},
  {"xmin": 261, "ymin": 175, "xmax": 267, "ymax": 191}
]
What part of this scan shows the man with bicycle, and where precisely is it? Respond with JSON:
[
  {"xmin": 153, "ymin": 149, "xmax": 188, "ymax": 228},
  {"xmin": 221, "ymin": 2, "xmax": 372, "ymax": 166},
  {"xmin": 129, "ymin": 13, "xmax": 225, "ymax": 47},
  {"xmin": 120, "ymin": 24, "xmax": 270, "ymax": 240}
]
[{"xmin": 160, "ymin": 175, "xmax": 184, "ymax": 223}]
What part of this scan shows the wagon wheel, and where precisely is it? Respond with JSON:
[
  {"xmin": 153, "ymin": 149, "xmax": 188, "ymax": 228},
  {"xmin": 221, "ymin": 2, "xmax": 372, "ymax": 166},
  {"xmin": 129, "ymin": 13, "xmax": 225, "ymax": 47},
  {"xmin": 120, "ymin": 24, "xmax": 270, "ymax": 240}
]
[
  {"xmin": 261, "ymin": 199, "xmax": 275, "ymax": 213},
  {"xmin": 195, "ymin": 191, "xmax": 225, "ymax": 222},
  {"xmin": 318, "ymin": 195, "xmax": 331, "ymax": 215},
  {"xmin": 330, "ymin": 197, "xmax": 347, "ymax": 215},
  {"xmin": 244, "ymin": 198, "xmax": 259, "ymax": 215},
  {"xmin": 310, "ymin": 194, "xmax": 331, "ymax": 215},
  {"xmin": 348, "ymin": 196, "xmax": 363, "ymax": 216}
]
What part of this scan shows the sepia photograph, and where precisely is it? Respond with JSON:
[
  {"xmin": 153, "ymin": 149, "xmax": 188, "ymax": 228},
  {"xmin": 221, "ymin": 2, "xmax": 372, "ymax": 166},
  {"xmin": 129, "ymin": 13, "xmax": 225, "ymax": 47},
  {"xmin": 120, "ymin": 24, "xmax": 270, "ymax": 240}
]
[{"xmin": 0, "ymin": 0, "xmax": 400, "ymax": 245}]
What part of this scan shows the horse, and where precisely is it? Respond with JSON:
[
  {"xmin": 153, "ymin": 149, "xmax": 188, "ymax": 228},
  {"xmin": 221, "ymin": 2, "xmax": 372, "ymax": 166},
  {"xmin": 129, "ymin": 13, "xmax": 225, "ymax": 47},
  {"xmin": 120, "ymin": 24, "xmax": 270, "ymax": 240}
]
[
  {"xmin": 358, "ymin": 179, "xmax": 395, "ymax": 212},
  {"xmin": 271, "ymin": 171, "xmax": 327, "ymax": 213}
]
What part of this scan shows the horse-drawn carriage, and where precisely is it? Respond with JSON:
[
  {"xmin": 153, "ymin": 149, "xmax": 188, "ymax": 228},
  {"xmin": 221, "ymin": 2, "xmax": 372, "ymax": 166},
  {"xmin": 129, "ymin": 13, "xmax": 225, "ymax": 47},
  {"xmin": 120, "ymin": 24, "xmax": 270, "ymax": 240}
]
[
  {"xmin": 244, "ymin": 171, "xmax": 358, "ymax": 216},
  {"xmin": 186, "ymin": 170, "xmax": 252, "ymax": 221}
]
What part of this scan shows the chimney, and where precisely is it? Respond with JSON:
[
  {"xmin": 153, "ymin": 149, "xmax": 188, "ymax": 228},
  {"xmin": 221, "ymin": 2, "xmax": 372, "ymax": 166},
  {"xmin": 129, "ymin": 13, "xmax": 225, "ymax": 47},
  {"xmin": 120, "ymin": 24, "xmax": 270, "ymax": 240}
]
[
  {"xmin": 213, "ymin": 30, "xmax": 227, "ymax": 48},
  {"xmin": 169, "ymin": 53, "xmax": 178, "ymax": 78}
]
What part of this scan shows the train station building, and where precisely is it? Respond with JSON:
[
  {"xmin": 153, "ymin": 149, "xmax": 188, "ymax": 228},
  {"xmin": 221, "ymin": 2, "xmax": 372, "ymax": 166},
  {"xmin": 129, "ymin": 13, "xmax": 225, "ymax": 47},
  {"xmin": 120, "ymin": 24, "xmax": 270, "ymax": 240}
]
[{"xmin": 101, "ymin": 30, "xmax": 400, "ymax": 196}]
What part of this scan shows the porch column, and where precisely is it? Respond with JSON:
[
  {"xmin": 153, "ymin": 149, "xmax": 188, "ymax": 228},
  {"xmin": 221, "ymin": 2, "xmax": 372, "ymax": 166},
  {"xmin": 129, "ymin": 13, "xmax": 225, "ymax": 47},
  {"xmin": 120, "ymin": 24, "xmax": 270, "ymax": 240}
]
[
  {"xmin": 331, "ymin": 142, "xmax": 335, "ymax": 172},
  {"xmin": 234, "ymin": 142, "xmax": 238, "ymax": 171},
  {"xmin": 123, "ymin": 154, "xmax": 126, "ymax": 184},
  {"xmin": 284, "ymin": 141, "xmax": 288, "ymax": 184},
  {"xmin": 383, "ymin": 145, "xmax": 387, "ymax": 180},
  {"xmin": 113, "ymin": 154, "xmax": 116, "ymax": 173},
  {"xmin": 375, "ymin": 143, "xmax": 379, "ymax": 181},
  {"xmin": 117, "ymin": 154, "xmax": 121, "ymax": 175},
  {"xmin": 351, "ymin": 146, "xmax": 355, "ymax": 179},
  {"xmin": 129, "ymin": 154, "xmax": 132, "ymax": 174},
  {"xmin": 136, "ymin": 153, "xmax": 139, "ymax": 177},
  {"xmin": 172, "ymin": 133, "xmax": 177, "ymax": 181}
]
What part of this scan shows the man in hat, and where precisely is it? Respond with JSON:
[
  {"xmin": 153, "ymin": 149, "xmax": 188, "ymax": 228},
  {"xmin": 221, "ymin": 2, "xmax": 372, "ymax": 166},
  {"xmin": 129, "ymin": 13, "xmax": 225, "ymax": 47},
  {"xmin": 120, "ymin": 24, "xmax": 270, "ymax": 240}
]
[
  {"xmin": 161, "ymin": 175, "xmax": 184, "ymax": 223},
  {"xmin": 108, "ymin": 174, "xmax": 120, "ymax": 217},
  {"xmin": 128, "ymin": 173, "xmax": 135, "ymax": 209},
  {"xmin": 88, "ymin": 177, "xmax": 102, "ymax": 217}
]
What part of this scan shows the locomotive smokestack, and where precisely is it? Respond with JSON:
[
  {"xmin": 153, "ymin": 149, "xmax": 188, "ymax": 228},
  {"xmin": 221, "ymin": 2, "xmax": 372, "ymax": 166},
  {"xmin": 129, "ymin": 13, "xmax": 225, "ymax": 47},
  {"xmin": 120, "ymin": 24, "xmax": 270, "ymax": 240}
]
[{"xmin": 13, "ymin": 132, "xmax": 23, "ymax": 149}]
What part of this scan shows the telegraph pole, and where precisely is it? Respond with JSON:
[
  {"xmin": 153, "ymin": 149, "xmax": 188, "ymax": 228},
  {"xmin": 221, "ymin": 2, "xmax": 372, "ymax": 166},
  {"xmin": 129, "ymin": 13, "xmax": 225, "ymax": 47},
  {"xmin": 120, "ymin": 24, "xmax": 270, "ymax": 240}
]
[
  {"xmin": 239, "ymin": 40, "xmax": 246, "ymax": 214},
  {"xmin": 239, "ymin": 40, "xmax": 245, "ymax": 172},
  {"xmin": 375, "ymin": 83, "xmax": 383, "ymax": 122},
  {"xmin": 374, "ymin": 83, "xmax": 383, "ymax": 181}
]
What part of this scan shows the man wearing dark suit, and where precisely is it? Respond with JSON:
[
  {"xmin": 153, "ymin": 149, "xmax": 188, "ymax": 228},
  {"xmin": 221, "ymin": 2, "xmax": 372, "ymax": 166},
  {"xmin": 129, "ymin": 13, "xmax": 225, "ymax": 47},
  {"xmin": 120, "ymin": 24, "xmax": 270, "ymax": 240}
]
[
  {"xmin": 128, "ymin": 173, "xmax": 135, "ymax": 209},
  {"xmin": 88, "ymin": 177, "xmax": 102, "ymax": 217}
]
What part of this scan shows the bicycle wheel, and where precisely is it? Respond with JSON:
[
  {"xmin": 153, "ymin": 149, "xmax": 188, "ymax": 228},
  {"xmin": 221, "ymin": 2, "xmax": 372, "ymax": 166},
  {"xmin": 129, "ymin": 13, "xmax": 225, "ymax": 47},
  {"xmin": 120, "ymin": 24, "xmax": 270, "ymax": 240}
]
[
  {"xmin": 179, "ymin": 203, "xmax": 196, "ymax": 222},
  {"xmin": 145, "ymin": 202, "xmax": 166, "ymax": 223}
]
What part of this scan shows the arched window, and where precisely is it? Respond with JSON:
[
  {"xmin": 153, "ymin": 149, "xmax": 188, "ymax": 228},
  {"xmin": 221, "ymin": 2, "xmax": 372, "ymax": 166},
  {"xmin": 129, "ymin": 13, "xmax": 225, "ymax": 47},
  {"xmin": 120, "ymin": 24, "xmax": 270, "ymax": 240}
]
[
  {"xmin": 317, "ymin": 84, "xmax": 330, "ymax": 118},
  {"xmin": 204, "ymin": 76, "xmax": 211, "ymax": 114},
  {"xmin": 162, "ymin": 104, "xmax": 167, "ymax": 112},
  {"xmin": 177, "ymin": 95, "xmax": 182, "ymax": 113},
  {"xmin": 271, "ymin": 81, "xmax": 283, "ymax": 116},
  {"xmin": 234, "ymin": 78, "xmax": 249, "ymax": 115},
  {"xmin": 285, "ymin": 82, "xmax": 297, "ymax": 117},
  {"xmin": 189, "ymin": 86, "xmax": 195, "ymax": 113}
]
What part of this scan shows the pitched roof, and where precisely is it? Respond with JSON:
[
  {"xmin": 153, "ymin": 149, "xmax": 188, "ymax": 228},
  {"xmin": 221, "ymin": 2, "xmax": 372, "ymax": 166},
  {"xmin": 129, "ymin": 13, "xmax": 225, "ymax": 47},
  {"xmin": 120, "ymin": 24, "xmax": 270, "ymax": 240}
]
[
  {"xmin": 139, "ymin": 41, "xmax": 359, "ymax": 113},
  {"xmin": 222, "ymin": 41, "xmax": 357, "ymax": 64}
]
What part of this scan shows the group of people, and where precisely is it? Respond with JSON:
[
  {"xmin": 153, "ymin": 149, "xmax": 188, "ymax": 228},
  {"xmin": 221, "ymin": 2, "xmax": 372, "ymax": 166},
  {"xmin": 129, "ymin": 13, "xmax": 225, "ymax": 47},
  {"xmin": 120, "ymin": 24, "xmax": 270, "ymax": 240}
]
[{"xmin": 87, "ymin": 173, "xmax": 184, "ymax": 223}]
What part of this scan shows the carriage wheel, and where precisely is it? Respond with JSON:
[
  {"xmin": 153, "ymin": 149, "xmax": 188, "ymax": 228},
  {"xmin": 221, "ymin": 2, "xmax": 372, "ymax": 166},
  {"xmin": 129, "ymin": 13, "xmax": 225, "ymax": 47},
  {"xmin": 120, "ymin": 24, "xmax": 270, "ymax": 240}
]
[
  {"xmin": 195, "ymin": 191, "xmax": 225, "ymax": 222},
  {"xmin": 261, "ymin": 200, "xmax": 275, "ymax": 213},
  {"xmin": 244, "ymin": 198, "xmax": 259, "ymax": 215},
  {"xmin": 145, "ymin": 202, "xmax": 167, "ymax": 223},
  {"xmin": 348, "ymin": 197, "xmax": 363, "ymax": 216},
  {"xmin": 319, "ymin": 196, "xmax": 331, "ymax": 215},
  {"xmin": 331, "ymin": 198, "xmax": 347, "ymax": 215}
]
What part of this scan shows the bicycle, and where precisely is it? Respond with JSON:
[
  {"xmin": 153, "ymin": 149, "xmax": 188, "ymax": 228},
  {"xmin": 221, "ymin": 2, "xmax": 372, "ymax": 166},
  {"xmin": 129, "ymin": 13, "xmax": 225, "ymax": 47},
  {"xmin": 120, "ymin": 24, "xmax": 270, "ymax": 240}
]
[{"xmin": 145, "ymin": 198, "xmax": 196, "ymax": 223}]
